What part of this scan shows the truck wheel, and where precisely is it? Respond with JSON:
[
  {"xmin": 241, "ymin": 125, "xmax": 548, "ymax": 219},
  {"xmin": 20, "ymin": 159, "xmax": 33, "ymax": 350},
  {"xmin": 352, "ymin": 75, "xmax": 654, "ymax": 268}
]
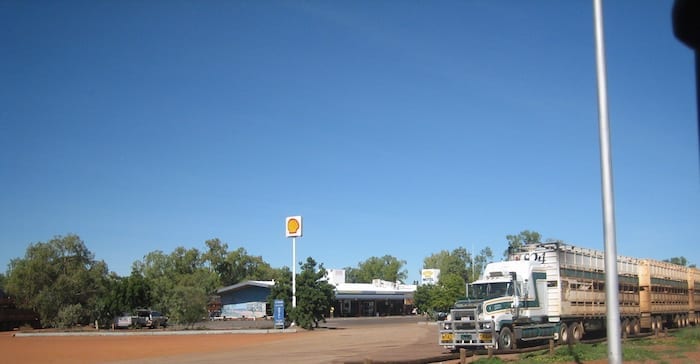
[
  {"xmin": 569, "ymin": 322, "xmax": 583, "ymax": 343},
  {"xmin": 558, "ymin": 322, "xmax": 569, "ymax": 344},
  {"xmin": 498, "ymin": 327, "xmax": 516, "ymax": 350},
  {"xmin": 621, "ymin": 319, "xmax": 630, "ymax": 338},
  {"xmin": 652, "ymin": 316, "xmax": 661, "ymax": 334},
  {"xmin": 631, "ymin": 318, "xmax": 641, "ymax": 336}
]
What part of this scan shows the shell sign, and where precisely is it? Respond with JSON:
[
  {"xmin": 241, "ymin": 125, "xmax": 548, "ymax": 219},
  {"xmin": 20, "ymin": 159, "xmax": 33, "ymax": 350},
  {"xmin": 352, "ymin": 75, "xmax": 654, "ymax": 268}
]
[{"xmin": 285, "ymin": 216, "xmax": 303, "ymax": 238}]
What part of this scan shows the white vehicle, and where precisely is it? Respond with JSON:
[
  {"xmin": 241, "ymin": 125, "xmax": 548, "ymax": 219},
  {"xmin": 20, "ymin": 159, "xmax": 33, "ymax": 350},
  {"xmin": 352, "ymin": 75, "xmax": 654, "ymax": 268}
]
[
  {"xmin": 115, "ymin": 314, "xmax": 134, "ymax": 328},
  {"xmin": 439, "ymin": 241, "xmax": 700, "ymax": 351}
]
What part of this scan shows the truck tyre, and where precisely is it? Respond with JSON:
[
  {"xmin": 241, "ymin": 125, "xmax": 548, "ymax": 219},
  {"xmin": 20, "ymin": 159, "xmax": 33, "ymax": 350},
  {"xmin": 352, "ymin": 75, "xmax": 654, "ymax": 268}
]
[
  {"xmin": 652, "ymin": 316, "xmax": 661, "ymax": 334},
  {"xmin": 631, "ymin": 318, "xmax": 641, "ymax": 336},
  {"xmin": 621, "ymin": 319, "xmax": 630, "ymax": 338},
  {"xmin": 558, "ymin": 322, "xmax": 569, "ymax": 344},
  {"xmin": 569, "ymin": 322, "xmax": 583, "ymax": 343},
  {"xmin": 498, "ymin": 326, "xmax": 516, "ymax": 350}
]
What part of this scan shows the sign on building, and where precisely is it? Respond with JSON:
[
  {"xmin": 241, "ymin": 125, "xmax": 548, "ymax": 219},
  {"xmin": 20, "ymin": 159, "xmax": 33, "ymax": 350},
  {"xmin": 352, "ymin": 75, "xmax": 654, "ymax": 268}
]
[{"xmin": 421, "ymin": 269, "xmax": 440, "ymax": 285}]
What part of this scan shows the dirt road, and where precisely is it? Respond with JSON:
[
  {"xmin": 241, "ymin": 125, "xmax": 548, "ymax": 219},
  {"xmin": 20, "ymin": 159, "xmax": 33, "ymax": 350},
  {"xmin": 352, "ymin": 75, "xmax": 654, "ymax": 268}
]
[{"xmin": 2, "ymin": 318, "xmax": 446, "ymax": 364}]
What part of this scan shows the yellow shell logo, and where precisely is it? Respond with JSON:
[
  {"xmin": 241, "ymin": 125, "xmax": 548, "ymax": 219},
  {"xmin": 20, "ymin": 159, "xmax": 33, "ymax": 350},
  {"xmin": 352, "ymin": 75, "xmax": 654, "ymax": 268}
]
[{"xmin": 287, "ymin": 218, "xmax": 300, "ymax": 235}]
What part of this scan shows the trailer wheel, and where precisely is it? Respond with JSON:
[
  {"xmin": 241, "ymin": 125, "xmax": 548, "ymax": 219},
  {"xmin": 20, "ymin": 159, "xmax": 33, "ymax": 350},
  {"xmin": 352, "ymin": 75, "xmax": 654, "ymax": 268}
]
[
  {"xmin": 652, "ymin": 316, "xmax": 661, "ymax": 334},
  {"xmin": 498, "ymin": 326, "xmax": 516, "ymax": 350},
  {"xmin": 558, "ymin": 322, "xmax": 569, "ymax": 344},
  {"xmin": 569, "ymin": 322, "xmax": 583, "ymax": 343},
  {"xmin": 621, "ymin": 319, "xmax": 630, "ymax": 338},
  {"xmin": 631, "ymin": 318, "xmax": 641, "ymax": 336}
]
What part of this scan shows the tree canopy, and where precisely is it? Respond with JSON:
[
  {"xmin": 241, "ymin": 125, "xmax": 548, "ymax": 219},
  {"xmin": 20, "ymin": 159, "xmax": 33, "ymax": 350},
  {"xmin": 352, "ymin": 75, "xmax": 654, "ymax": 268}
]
[
  {"xmin": 203, "ymin": 239, "xmax": 275, "ymax": 286},
  {"xmin": 2, "ymin": 230, "xmax": 547, "ymax": 328},
  {"xmin": 414, "ymin": 272, "xmax": 466, "ymax": 316},
  {"xmin": 415, "ymin": 245, "xmax": 497, "ymax": 317},
  {"xmin": 504, "ymin": 230, "xmax": 541, "ymax": 257},
  {"xmin": 5, "ymin": 234, "xmax": 110, "ymax": 327},
  {"xmin": 663, "ymin": 256, "xmax": 696, "ymax": 268},
  {"xmin": 344, "ymin": 255, "xmax": 408, "ymax": 283},
  {"xmin": 131, "ymin": 247, "xmax": 219, "ymax": 325},
  {"xmin": 423, "ymin": 246, "xmax": 493, "ymax": 284},
  {"xmin": 283, "ymin": 257, "xmax": 335, "ymax": 329}
]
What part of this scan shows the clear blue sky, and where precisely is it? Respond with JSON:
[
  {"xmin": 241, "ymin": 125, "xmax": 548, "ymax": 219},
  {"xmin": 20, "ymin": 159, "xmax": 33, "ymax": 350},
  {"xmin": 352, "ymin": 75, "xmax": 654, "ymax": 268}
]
[{"xmin": 2, "ymin": 1, "xmax": 698, "ymax": 284}]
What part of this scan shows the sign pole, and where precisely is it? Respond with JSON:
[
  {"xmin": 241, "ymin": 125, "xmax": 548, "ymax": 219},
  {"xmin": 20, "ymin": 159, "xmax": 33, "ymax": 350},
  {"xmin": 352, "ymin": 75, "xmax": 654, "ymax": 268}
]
[
  {"xmin": 292, "ymin": 236, "xmax": 297, "ymax": 308},
  {"xmin": 285, "ymin": 215, "xmax": 302, "ymax": 313}
]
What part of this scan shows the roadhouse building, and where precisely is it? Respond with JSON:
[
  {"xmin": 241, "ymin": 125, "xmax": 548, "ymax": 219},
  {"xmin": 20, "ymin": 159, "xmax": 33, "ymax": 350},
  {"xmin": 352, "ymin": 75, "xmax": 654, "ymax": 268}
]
[
  {"xmin": 213, "ymin": 270, "xmax": 417, "ymax": 319},
  {"xmin": 326, "ymin": 269, "xmax": 417, "ymax": 317}
]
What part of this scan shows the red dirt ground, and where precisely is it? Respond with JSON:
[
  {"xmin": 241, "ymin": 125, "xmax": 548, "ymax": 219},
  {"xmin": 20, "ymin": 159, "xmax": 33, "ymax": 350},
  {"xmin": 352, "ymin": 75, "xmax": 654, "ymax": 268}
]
[{"xmin": 1, "ymin": 331, "xmax": 300, "ymax": 363}]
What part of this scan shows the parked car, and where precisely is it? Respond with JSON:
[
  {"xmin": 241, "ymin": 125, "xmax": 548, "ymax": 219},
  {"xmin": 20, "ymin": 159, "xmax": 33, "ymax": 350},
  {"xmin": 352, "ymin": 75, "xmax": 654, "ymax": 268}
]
[
  {"xmin": 114, "ymin": 309, "xmax": 168, "ymax": 329},
  {"xmin": 135, "ymin": 309, "xmax": 168, "ymax": 328},
  {"xmin": 114, "ymin": 313, "xmax": 134, "ymax": 329}
]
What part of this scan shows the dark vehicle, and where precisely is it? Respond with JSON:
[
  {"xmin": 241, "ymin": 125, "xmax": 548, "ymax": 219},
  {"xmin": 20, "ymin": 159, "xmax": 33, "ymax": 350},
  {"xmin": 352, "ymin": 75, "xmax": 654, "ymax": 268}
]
[
  {"xmin": 135, "ymin": 309, "xmax": 168, "ymax": 328},
  {"xmin": 0, "ymin": 289, "xmax": 41, "ymax": 331},
  {"xmin": 115, "ymin": 309, "xmax": 168, "ymax": 329}
]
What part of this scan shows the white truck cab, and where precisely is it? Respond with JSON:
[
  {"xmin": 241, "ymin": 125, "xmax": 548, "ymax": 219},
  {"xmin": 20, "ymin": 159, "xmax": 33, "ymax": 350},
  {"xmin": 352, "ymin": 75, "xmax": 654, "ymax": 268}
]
[{"xmin": 440, "ymin": 254, "xmax": 557, "ymax": 350}]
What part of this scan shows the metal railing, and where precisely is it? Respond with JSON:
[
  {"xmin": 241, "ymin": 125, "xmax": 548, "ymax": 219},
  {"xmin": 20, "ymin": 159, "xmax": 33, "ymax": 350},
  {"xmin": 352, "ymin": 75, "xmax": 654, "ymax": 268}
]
[{"xmin": 438, "ymin": 308, "xmax": 496, "ymax": 348}]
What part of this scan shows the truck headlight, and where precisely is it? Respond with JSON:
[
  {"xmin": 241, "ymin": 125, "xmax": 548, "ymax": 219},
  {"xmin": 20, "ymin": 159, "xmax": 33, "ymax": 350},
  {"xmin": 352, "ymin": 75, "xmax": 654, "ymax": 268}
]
[{"xmin": 483, "ymin": 322, "xmax": 492, "ymax": 330}]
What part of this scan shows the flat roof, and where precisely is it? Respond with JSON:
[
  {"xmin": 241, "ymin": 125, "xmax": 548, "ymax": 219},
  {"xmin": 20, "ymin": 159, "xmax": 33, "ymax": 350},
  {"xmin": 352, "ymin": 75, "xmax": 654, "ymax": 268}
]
[{"xmin": 216, "ymin": 280, "xmax": 275, "ymax": 295}]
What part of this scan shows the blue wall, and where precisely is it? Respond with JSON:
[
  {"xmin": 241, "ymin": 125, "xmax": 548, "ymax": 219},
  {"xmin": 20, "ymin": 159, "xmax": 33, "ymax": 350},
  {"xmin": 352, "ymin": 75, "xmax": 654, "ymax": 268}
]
[{"xmin": 220, "ymin": 286, "xmax": 271, "ymax": 305}]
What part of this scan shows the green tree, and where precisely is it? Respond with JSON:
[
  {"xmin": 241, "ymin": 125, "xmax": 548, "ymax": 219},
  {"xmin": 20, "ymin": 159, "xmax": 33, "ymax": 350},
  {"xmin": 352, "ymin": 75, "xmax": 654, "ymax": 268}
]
[
  {"xmin": 122, "ymin": 272, "xmax": 152, "ymax": 309},
  {"xmin": 423, "ymin": 246, "xmax": 494, "ymax": 285},
  {"xmin": 472, "ymin": 247, "xmax": 494, "ymax": 280},
  {"xmin": 347, "ymin": 255, "xmax": 408, "ymax": 283},
  {"xmin": 433, "ymin": 273, "xmax": 466, "ymax": 311},
  {"xmin": 289, "ymin": 257, "xmax": 335, "ymax": 330},
  {"xmin": 413, "ymin": 273, "xmax": 465, "ymax": 317},
  {"xmin": 56, "ymin": 303, "xmax": 84, "ymax": 329},
  {"xmin": 504, "ymin": 230, "xmax": 541, "ymax": 258},
  {"xmin": 5, "ymin": 234, "xmax": 110, "ymax": 328},
  {"xmin": 202, "ymin": 238, "xmax": 228, "ymax": 274},
  {"xmin": 133, "ymin": 246, "xmax": 218, "ymax": 325},
  {"xmin": 343, "ymin": 266, "xmax": 360, "ymax": 283},
  {"xmin": 91, "ymin": 270, "xmax": 154, "ymax": 327},
  {"xmin": 202, "ymin": 239, "xmax": 275, "ymax": 286},
  {"xmin": 267, "ymin": 267, "xmax": 292, "ymax": 319},
  {"xmin": 423, "ymin": 247, "xmax": 472, "ymax": 283},
  {"xmin": 167, "ymin": 278, "xmax": 209, "ymax": 328},
  {"xmin": 413, "ymin": 283, "xmax": 437, "ymax": 315},
  {"xmin": 133, "ymin": 250, "xmax": 175, "ymax": 313}
]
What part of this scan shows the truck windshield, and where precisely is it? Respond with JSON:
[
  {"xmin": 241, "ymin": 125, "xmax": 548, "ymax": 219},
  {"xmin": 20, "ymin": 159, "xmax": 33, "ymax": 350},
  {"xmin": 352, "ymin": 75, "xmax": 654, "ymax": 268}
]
[{"xmin": 468, "ymin": 282, "xmax": 513, "ymax": 300}]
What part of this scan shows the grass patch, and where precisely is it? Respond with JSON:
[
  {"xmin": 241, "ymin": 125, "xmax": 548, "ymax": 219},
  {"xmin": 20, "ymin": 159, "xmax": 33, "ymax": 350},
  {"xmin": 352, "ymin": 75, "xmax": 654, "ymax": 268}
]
[
  {"xmin": 473, "ymin": 358, "xmax": 506, "ymax": 364},
  {"xmin": 516, "ymin": 340, "xmax": 660, "ymax": 363},
  {"xmin": 474, "ymin": 328, "xmax": 700, "ymax": 363},
  {"xmin": 517, "ymin": 343, "xmax": 608, "ymax": 363},
  {"xmin": 671, "ymin": 326, "xmax": 700, "ymax": 350}
]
